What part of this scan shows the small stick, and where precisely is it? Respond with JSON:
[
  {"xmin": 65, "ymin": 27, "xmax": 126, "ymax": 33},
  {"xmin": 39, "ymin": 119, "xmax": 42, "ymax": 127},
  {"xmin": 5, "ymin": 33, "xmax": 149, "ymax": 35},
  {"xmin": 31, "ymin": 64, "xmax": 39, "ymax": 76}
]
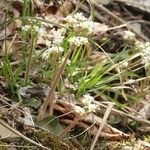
[
  {"xmin": 0, "ymin": 119, "xmax": 50, "ymax": 150},
  {"xmin": 90, "ymin": 103, "xmax": 114, "ymax": 150}
]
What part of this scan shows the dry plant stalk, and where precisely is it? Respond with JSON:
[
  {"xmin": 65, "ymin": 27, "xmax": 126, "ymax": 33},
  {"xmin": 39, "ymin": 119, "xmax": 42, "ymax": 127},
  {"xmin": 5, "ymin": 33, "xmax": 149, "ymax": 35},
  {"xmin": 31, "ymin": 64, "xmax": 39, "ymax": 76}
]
[
  {"xmin": 90, "ymin": 103, "xmax": 114, "ymax": 150},
  {"xmin": 37, "ymin": 45, "xmax": 74, "ymax": 121}
]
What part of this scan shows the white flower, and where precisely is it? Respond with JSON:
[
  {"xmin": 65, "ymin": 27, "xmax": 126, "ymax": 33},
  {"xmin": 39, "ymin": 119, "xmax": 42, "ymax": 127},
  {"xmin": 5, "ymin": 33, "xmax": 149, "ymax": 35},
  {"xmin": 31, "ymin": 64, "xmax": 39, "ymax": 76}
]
[
  {"xmin": 47, "ymin": 46, "xmax": 64, "ymax": 53},
  {"xmin": 74, "ymin": 106, "xmax": 85, "ymax": 115},
  {"xmin": 22, "ymin": 25, "xmax": 40, "ymax": 33},
  {"xmin": 87, "ymin": 103, "xmax": 97, "ymax": 113},
  {"xmin": 47, "ymin": 28, "xmax": 65, "ymax": 45},
  {"xmin": 68, "ymin": 36, "xmax": 88, "ymax": 47},
  {"xmin": 123, "ymin": 31, "xmax": 135, "ymax": 39},
  {"xmin": 22, "ymin": 25, "xmax": 31, "ymax": 31},
  {"xmin": 38, "ymin": 27, "xmax": 47, "ymax": 37},
  {"xmin": 28, "ymin": 19, "xmax": 32, "ymax": 23},
  {"xmin": 80, "ymin": 20, "xmax": 94, "ymax": 33},
  {"xmin": 140, "ymin": 42, "xmax": 150, "ymax": 67},
  {"xmin": 60, "ymin": 57, "xmax": 71, "ymax": 65},
  {"xmin": 65, "ymin": 13, "xmax": 87, "ymax": 24},
  {"xmin": 42, "ymin": 46, "xmax": 64, "ymax": 60},
  {"xmin": 53, "ymin": 34, "xmax": 64, "ymax": 45},
  {"xmin": 33, "ymin": 25, "xmax": 40, "ymax": 32},
  {"xmin": 64, "ymin": 13, "xmax": 96, "ymax": 34},
  {"xmin": 42, "ymin": 50, "xmax": 51, "ymax": 60},
  {"xmin": 45, "ymin": 40, "xmax": 52, "ymax": 47},
  {"xmin": 64, "ymin": 15, "xmax": 77, "ymax": 24},
  {"xmin": 81, "ymin": 94, "xmax": 94, "ymax": 105},
  {"xmin": 76, "ymin": 94, "xmax": 98, "ymax": 114},
  {"xmin": 73, "ymin": 13, "xmax": 87, "ymax": 21}
]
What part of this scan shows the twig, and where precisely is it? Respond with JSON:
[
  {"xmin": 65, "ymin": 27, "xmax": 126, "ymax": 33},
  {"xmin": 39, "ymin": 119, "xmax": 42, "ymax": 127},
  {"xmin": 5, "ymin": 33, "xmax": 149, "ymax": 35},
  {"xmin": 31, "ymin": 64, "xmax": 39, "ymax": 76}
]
[
  {"xmin": 123, "ymin": 76, "xmax": 150, "ymax": 85},
  {"xmin": 126, "ymin": 20, "xmax": 150, "ymax": 26},
  {"xmin": 90, "ymin": 103, "xmax": 114, "ymax": 150},
  {"xmin": 0, "ymin": 119, "xmax": 51, "ymax": 150},
  {"xmin": 96, "ymin": 102, "xmax": 150, "ymax": 126},
  {"xmin": 0, "ymin": 145, "xmax": 36, "ymax": 148}
]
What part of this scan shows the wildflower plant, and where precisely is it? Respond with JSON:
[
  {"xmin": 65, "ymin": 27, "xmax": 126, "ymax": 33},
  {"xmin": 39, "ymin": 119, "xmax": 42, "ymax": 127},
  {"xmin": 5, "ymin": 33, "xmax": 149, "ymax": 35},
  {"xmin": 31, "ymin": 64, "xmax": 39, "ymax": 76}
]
[
  {"xmin": 1, "ymin": 3, "xmax": 149, "ymax": 122},
  {"xmin": 2, "ymin": 2, "xmax": 150, "ymax": 149}
]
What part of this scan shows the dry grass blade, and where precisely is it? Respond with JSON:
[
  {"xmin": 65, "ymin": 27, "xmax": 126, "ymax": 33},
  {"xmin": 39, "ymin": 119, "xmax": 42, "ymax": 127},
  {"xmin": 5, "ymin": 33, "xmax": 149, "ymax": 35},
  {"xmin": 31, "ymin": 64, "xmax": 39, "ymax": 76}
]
[
  {"xmin": 96, "ymin": 102, "xmax": 150, "ymax": 126},
  {"xmin": 90, "ymin": 103, "xmax": 114, "ymax": 150}
]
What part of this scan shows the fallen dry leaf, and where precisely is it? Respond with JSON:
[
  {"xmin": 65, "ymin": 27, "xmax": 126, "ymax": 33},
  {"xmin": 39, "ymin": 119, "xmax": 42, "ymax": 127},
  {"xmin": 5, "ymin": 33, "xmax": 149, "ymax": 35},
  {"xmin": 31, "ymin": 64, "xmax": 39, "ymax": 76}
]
[
  {"xmin": 21, "ymin": 107, "xmax": 34, "ymax": 126},
  {"xmin": 88, "ymin": 50, "xmax": 109, "ymax": 66},
  {"xmin": 0, "ymin": 119, "xmax": 19, "ymax": 139},
  {"xmin": 1, "ymin": 35, "xmax": 19, "ymax": 56},
  {"xmin": 92, "ymin": 23, "xmax": 108, "ymax": 35},
  {"xmin": 0, "ymin": 24, "xmax": 15, "ymax": 41},
  {"xmin": 56, "ymin": 0, "xmax": 73, "ymax": 17},
  {"xmin": 12, "ymin": 8, "xmax": 22, "ymax": 28}
]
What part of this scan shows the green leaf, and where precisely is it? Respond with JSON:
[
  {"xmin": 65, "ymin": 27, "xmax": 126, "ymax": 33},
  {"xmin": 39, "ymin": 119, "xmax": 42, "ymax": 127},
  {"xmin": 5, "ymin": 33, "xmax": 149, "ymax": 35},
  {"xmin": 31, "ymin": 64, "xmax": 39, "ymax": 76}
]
[
  {"xmin": 26, "ymin": 98, "xmax": 41, "ymax": 108},
  {"xmin": 39, "ymin": 116, "xmax": 64, "ymax": 135}
]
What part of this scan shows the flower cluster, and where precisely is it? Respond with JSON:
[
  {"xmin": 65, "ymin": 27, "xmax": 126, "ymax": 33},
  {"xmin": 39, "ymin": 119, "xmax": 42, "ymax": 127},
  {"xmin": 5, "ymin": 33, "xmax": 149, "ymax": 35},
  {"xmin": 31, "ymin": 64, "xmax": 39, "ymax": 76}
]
[
  {"xmin": 122, "ymin": 31, "xmax": 150, "ymax": 67},
  {"xmin": 68, "ymin": 36, "xmax": 88, "ymax": 47},
  {"xmin": 41, "ymin": 28, "xmax": 65, "ymax": 60},
  {"xmin": 45, "ymin": 28, "xmax": 66, "ymax": 45},
  {"xmin": 64, "ymin": 12, "xmax": 100, "ymax": 34},
  {"xmin": 65, "ymin": 12, "xmax": 87, "ymax": 24},
  {"xmin": 123, "ymin": 31, "xmax": 135, "ymax": 40},
  {"xmin": 22, "ymin": 25, "xmax": 40, "ymax": 33},
  {"xmin": 82, "ymin": 94, "xmax": 94, "ymax": 105},
  {"xmin": 74, "ymin": 106, "xmax": 85, "ymax": 115},
  {"xmin": 74, "ymin": 94, "xmax": 98, "ymax": 115},
  {"xmin": 22, "ymin": 18, "xmax": 66, "ymax": 60},
  {"xmin": 42, "ymin": 46, "xmax": 64, "ymax": 60},
  {"xmin": 139, "ymin": 42, "xmax": 150, "ymax": 67}
]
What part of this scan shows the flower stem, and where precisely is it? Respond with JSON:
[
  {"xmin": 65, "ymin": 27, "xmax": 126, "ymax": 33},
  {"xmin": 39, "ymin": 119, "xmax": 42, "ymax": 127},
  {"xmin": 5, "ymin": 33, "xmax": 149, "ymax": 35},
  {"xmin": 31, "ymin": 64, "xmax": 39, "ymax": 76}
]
[
  {"xmin": 24, "ymin": 33, "xmax": 35, "ymax": 86},
  {"xmin": 37, "ymin": 45, "xmax": 74, "ymax": 121}
]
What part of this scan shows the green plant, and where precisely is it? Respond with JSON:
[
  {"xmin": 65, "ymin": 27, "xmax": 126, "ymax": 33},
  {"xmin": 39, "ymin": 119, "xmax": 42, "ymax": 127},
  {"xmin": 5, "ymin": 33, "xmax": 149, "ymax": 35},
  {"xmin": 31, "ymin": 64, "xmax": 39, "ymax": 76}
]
[{"xmin": 22, "ymin": 0, "xmax": 31, "ymax": 17}]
